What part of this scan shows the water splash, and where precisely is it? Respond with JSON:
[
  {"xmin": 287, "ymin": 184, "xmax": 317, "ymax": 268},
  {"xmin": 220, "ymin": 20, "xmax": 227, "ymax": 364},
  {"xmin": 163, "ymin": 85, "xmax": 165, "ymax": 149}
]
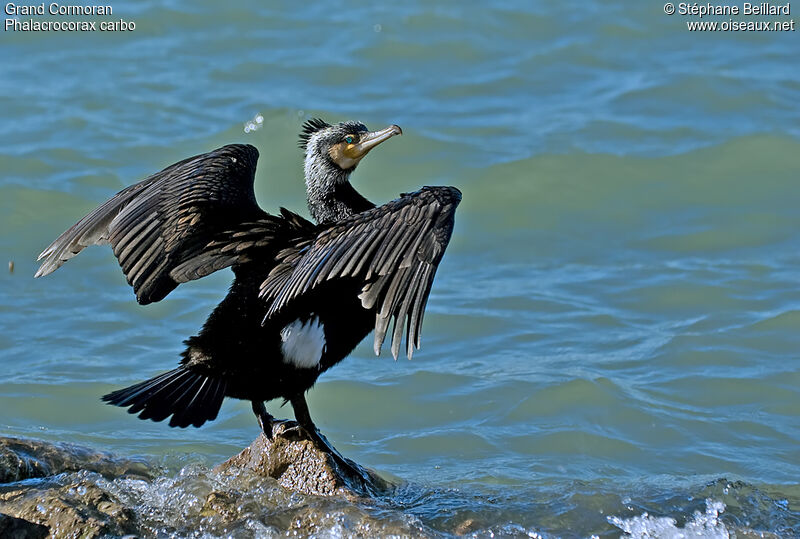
[
  {"xmin": 243, "ymin": 112, "xmax": 264, "ymax": 134},
  {"xmin": 609, "ymin": 499, "xmax": 729, "ymax": 539}
]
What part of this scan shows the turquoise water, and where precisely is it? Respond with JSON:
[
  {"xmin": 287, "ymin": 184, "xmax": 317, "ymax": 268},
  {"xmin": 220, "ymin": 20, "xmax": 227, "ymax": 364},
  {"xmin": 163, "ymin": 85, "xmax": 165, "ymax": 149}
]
[{"xmin": 2, "ymin": 1, "xmax": 799, "ymax": 536}]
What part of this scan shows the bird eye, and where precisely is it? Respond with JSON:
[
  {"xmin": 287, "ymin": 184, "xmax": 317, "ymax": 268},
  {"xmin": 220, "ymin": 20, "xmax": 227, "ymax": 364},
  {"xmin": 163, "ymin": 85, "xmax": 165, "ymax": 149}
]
[{"xmin": 344, "ymin": 135, "xmax": 355, "ymax": 144}]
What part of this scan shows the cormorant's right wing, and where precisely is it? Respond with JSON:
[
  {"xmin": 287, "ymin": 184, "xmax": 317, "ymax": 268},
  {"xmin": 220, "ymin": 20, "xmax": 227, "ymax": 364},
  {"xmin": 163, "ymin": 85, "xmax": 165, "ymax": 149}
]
[
  {"xmin": 35, "ymin": 144, "xmax": 267, "ymax": 304},
  {"xmin": 258, "ymin": 186, "xmax": 461, "ymax": 360}
]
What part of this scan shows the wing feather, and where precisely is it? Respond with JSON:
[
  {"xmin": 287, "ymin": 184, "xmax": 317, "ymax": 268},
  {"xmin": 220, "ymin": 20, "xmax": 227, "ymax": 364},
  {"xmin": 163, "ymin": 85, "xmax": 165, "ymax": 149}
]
[
  {"xmin": 35, "ymin": 144, "xmax": 268, "ymax": 304},
  {"xmin": 259, "ymin": 186, "xmax": 461, "ymax": 359}
]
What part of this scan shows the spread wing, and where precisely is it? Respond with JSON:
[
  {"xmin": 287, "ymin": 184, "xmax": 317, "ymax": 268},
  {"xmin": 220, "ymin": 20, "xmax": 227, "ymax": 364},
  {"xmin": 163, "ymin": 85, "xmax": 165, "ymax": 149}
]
[
  {"xmin": 259, "ymin": 186, "xmax": 461, "ymax": 359},
  {"xmin": 167, "ymin": 208, "xmax": 316, "ymax": 280},
  {"xmin": 35, "ymin": 144, "xmax": 267, "ymax": 304}
]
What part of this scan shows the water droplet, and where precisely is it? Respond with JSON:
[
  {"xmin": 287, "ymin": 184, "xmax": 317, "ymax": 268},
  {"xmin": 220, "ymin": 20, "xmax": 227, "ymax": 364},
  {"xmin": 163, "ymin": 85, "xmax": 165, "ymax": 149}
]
[
  {"xmin": 243, "ymin": 112, "xmax": 264, "ymax": 133},
  {"xmin": 373, "ymin": 24, "xmax": 382, "ymax": 33}
]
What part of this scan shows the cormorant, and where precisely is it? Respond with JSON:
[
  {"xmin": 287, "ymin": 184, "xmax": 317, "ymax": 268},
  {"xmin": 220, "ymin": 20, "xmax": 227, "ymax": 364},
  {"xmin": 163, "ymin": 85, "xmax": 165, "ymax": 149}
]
[{"xmin": 35, "ymin": 119, "xmax": 461, "ymax": 456}]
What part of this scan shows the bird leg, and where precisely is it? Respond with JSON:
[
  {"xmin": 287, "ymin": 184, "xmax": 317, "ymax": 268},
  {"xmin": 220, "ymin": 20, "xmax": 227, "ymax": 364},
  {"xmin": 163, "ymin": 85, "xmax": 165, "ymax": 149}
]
[
  {"xmin": 252, "ymin": 400, "xmax": 276, "ymax": 440},
  {"xmin": 289, "ymin": 394, "xmax": 368, "ymax": 480},
  {"xmin": 253, "ymin": 395, "xmax": 376, "ymax": 492},
  {"xmin": 288, "ymin": 394, "xmax": 334, "ymax": 451}
]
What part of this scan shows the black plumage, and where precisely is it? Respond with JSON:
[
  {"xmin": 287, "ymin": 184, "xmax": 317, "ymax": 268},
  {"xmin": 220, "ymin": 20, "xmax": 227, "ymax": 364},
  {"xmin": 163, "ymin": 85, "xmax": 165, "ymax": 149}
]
[{"xmin": 36, "ymin": 119, "xmax": 460, "ymax": 447}]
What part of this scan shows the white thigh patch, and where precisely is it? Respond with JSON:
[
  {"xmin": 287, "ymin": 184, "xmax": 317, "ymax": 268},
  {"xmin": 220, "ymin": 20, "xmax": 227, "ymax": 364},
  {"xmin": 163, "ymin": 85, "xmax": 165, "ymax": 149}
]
[{"xmin": 280, "ymin": 316, "xmax": 326, "ymax": 369}]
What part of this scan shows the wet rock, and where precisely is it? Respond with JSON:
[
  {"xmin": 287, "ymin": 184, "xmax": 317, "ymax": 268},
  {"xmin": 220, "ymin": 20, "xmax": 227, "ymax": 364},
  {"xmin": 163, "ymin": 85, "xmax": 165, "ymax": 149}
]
[
  {"xmin": 0, "ymin": 432, "xmax": 401, "ymax": 536},
  {"xmin": 0, "ymin": 436, "xmax": 151, "ymax": 483},
  {"xmin": 0, "ymin": 436, "xmax": 152, "ymax": 537},
  {"xmin": 282, "ymin": 502, "xmax": 432, "ymax": 537},
  {"xmin": 200, "ymin": 489, "xmax": 242, "ymax": 521},
  {"xmin": 195, "ymin": 485, "xmax": 431, "ymax": 537},
  {"xmin": 216, "ymin": 421, "xmax": 392, "ymax": 497},
  {"xmin": 0, "ymin": 477, "xmax": 137, "ymax": 537},
  {"xmin": 0, "ymin": 512, "xmax": 48, "ymax": 538}
]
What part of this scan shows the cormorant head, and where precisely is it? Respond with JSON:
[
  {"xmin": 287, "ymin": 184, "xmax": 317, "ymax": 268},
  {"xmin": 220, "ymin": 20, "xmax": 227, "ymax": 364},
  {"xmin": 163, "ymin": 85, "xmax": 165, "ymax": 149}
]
[
  {"xmin": 299, "ymin": 118, "xmax": 402, "ymax": 176},
  {"xmin": 299, "ymin": 118, "xmax": 402, "ymax": 223}
]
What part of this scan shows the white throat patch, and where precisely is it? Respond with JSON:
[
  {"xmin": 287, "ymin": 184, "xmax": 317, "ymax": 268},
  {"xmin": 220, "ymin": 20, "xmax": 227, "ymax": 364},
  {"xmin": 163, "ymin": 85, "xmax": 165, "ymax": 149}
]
[{"xmin": 280, "ymin": 316, "xmax": 326, "ymax": 369}]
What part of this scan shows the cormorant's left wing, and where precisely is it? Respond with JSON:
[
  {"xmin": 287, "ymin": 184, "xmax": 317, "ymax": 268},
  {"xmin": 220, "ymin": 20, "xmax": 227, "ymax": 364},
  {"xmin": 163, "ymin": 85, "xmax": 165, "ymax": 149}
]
[{"xmin": 259, "ymin": 186, "xmax": 461, "ymax": 359}]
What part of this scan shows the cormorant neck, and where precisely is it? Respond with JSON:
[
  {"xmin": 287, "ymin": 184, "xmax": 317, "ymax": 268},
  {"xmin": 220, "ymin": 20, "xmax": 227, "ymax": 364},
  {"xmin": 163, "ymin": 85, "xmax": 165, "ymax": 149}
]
[{"xmin": 304, "ymin": 156, "xmax": 375, "ymax": 224}]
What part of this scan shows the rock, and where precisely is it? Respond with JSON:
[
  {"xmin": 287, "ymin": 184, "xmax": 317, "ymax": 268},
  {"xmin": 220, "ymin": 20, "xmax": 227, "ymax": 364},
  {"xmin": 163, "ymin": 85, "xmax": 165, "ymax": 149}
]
[
  {"xmin": 0, "ymin": 437, "xmax": 151, "ymax": 483},
  {"xmin": 0, "ymin": 478, "xmax": 137, "ymax": 538},
  {"xmin": 0, "ymin": 431, "xmax": 400, "ymax": 536},
  {"xmin": 195, "ymin": 487, "xmax": 432, "ymax": 537},
  {"xmin": 199, "ymin": 490, "xmax": 241, "ymax": 521},
  {"xmin": 216, "ymin": 421, "xmax": 393, "ymax": 497},
  {"xmin": 0, "ymin": 512, "xmax": 49, "ymax": 539},
  {"xmin": 0, "ymin": 437, "xmax": 150, "ymax": 537}
]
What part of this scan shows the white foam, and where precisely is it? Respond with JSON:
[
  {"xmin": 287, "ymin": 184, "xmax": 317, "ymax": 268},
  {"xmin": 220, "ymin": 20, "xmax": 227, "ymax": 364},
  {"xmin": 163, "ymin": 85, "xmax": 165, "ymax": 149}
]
[{"xmin": 608, "ymin": 499, "xmax": 729, "ymax": 539}]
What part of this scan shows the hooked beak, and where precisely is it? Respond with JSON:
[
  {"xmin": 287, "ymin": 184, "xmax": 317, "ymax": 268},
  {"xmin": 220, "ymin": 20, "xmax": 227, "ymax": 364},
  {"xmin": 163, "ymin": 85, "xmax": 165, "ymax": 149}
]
[{"xmin": 353, "ymin": 124, "xmax": 402, "ymax": 158}]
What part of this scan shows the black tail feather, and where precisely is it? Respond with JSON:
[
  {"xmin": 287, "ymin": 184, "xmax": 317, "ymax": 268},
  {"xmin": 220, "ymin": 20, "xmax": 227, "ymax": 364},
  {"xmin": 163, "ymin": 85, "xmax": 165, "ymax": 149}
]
[{"xmin": 102, "ymin": 367, "xmax": 227, "ymax": 428}]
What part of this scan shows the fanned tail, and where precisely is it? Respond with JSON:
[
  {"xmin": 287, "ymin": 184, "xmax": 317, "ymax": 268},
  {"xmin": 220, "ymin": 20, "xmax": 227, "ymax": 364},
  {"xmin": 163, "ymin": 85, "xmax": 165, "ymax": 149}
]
[{"xmin": 102, "ymin": 367, "xmax": 227, "ymax": 428}]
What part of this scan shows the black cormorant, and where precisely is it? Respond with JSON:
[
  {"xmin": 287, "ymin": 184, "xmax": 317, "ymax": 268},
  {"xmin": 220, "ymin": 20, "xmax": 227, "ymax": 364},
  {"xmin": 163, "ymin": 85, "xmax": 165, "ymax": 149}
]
[{"xmin": 35, "ymin": 119, "xmax": 461, "ymax": 455}]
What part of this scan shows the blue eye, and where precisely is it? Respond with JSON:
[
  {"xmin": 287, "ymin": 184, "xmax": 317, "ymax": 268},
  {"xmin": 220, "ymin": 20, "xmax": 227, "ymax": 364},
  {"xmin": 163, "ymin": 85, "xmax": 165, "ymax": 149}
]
[{"xmin": 345, "ymin": 136, "xmax": 355, "ymax": 144}]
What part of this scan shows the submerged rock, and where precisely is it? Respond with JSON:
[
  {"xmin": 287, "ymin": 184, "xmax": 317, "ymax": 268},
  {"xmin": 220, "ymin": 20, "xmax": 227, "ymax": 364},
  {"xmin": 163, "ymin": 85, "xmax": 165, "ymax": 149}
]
[{"xmin": 217, "ymin": 421, "xmax": 393, "ymax": 497}]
